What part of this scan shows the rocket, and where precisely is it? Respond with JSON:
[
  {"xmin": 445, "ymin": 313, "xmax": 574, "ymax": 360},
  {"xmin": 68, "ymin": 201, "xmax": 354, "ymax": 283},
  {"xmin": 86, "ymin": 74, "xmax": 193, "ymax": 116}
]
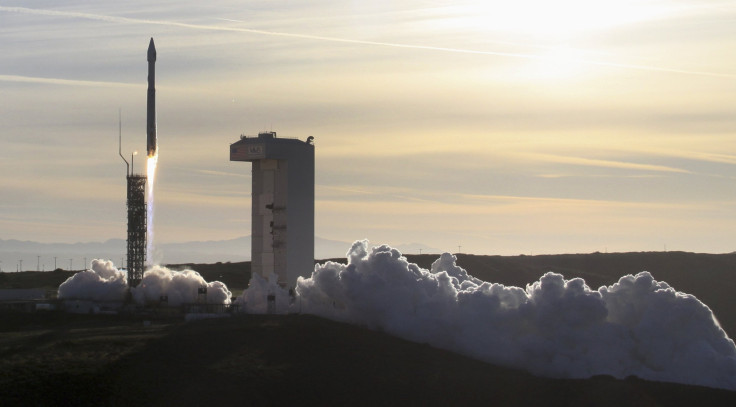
[{"xmin": 146, "ymin": 38, "xmax": 157, "ymax": 157}]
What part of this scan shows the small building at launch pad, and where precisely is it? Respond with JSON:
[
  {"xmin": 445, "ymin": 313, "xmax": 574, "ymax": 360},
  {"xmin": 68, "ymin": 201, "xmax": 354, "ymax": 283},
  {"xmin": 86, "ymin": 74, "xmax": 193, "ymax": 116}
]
[{"xmin": 230, "ymin": 132, "xmax": 314, "ymax": 289}]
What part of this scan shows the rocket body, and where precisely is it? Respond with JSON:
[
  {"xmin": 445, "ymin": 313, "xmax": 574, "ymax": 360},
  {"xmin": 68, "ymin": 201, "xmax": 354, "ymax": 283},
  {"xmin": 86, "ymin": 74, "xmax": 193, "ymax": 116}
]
[{"xmin": 146, "ymin": 38, "xmax": 157, "ymax": 157}]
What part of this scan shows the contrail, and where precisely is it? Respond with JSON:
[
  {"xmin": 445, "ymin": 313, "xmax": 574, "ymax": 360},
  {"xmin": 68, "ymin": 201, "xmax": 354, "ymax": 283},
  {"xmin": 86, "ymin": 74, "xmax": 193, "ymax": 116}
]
[{"xmin": 2, "ymin": 6, "xmax": 734, "ymax": 79}]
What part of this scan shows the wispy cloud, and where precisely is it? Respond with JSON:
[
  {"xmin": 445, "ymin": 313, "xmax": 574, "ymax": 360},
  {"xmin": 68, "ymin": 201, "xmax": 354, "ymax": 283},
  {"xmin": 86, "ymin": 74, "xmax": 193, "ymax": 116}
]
[
  {"xmin": 195, "ymin": 169, "xmax": 251, "ymax": 178},
  {"xmin": 2, "ymin": 6, "xmax": 734, "ymax": 79},
  {"xmin": 317, "ymin": 184, "xmax": 445, "ymax": 204},
  {"xmin": 0, "ymin": 74, "xmax": 139, "ymax": 88},
  {"xmin": 521, "ymin": 153, "xmax": 691, "ymax": 173},
  {"xmin": 459, "ymin": 193, "xmax": 695, "ymax": 210}
]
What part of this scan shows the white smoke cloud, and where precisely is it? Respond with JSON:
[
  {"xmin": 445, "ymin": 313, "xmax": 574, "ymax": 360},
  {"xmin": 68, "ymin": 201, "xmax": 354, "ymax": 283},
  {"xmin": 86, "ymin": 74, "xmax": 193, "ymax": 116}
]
[
  {"xmin": 287, "ymin": 240, "xmax": 736, "ymax": 390},
  {"xmin": 57, "ymin": 260, "xmax": 231, "ymax": 306},
  {"xmin": 57, "ymin": 259, "xmax": 128, "ymax": 301},
  {"xmin": 132, "ymin": 265, "xmax": 232, "ymax": 306},
  {"xmin": 235, "ymin": 272, "xmax": 290, "ymax": 314}
]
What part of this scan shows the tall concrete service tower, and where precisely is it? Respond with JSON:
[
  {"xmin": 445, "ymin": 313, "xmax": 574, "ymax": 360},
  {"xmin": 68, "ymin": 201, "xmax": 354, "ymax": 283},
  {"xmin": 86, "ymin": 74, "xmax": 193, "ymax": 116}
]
[{"xmin": 230, "ymin": 132, "xmax": 314, "ymax": 289}]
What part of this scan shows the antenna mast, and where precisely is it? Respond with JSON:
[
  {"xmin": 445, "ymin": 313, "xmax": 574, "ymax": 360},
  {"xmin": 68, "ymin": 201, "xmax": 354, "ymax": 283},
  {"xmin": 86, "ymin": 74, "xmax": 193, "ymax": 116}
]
[{"xmin": 118, "ymin": 108, "xmax": 130, "ymax": 176}]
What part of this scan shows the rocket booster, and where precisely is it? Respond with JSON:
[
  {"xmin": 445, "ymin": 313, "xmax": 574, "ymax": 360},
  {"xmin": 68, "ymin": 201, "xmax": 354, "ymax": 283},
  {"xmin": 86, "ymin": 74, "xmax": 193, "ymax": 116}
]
[{"xmin": 146, "ymin": 38, "xmax": 157, "ymax": 157}]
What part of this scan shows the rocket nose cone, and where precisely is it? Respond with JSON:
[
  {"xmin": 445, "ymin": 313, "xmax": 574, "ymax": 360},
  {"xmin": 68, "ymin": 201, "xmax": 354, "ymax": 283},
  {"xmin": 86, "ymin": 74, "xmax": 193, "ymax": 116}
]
[{"xmin": 147, "ymin": 38, "xmax": 157, "ymax": 62}]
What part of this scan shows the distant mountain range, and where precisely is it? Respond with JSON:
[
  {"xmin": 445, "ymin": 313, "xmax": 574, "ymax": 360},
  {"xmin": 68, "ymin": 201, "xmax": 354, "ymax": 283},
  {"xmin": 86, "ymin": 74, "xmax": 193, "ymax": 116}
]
[{"xmin": 0, "ymin": 237, "xmax": 441, "ymax": 271}]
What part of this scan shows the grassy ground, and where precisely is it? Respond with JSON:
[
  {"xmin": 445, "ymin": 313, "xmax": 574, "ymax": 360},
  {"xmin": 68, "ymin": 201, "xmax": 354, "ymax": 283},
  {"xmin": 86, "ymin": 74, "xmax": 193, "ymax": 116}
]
[
  {"xmin": 1, "ymin": 312, "xmax": 735, "ymax": 406},
  {"xmin": 0, "ymin": 313, "xmax": 174, "ymax": 405}
]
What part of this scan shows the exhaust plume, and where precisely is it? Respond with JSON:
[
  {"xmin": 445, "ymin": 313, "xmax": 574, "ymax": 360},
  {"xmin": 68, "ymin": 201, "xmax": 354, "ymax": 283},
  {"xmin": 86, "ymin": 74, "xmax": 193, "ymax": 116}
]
[
  {"xmin": 57, "ymin": 259, "xmax": 231, "ymax": 306},
  {"xmin": 133, "ymin": 264, "xmax": 232, "ymax": 306},
  {"xmin": 278, "ymin": 241, "xmax": 736, "ymax": 390},
  {"xmin": 58, "ymin": 259, "xmax": 128, "ymax": 301}
]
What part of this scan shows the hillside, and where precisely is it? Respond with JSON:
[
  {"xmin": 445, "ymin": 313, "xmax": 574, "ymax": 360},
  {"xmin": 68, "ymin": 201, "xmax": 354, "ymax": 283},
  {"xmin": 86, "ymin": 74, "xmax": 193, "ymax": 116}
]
[{"xmin": 1, "ymin": 313, "xmax": 734, "ymax": 406}]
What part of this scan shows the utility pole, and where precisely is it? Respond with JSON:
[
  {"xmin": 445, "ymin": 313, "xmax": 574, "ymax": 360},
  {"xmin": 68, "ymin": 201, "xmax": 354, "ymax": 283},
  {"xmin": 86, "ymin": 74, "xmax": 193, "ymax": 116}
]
[
  {"xmin": 69, "ymin": 258, "xmax": 72, "ymax": 271},
  {"xmin": 54, "ymin": 256, "xmax": 57, "ymax": 270},
  {"xmin": 19, "ymin": 259, "xmax": 23, "ymax": 272},
  {"xmin": 457, "ymin": 245, "xmax": 462, "ymax": 254},
  {"xmin": 37, "ymin": 255, "xmax": 40, "ymax": 271}
]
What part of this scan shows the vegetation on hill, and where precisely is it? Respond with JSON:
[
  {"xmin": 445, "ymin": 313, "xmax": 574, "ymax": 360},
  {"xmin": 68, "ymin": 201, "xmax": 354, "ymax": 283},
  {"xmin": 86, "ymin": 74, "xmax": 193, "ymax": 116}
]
[
  {"xmin": 0, "ymin": 269, "xmax": 74, "ymax": 291},
  {"xmin": 1, "ymin": 313, "xmax": 735, "ymax": 406}
]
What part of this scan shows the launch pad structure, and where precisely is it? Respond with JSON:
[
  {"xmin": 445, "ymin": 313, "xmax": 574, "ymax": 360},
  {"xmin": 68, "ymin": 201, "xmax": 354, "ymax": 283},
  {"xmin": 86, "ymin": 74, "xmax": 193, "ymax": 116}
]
[
  {"xmin": 126, "ymin": 173, "xmax": 147, "ymax": 286},
  {"xmin": 118, "ymin": 136, "xmax": 147, "ymax": 287},
  {"xmin": 119, "ymin": 134, "xmax": 147, "ymax": 287}
]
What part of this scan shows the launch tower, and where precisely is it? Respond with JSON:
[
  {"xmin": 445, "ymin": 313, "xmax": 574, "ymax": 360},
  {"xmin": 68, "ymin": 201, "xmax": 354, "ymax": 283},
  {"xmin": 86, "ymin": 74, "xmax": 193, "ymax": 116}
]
[
  {"xmin": 230, "ymin": 132, "xmax": 314, "ymax": 288},
  {"xmin": 126, "ymin": 173, "xmax": 147, "ymax": 286}
]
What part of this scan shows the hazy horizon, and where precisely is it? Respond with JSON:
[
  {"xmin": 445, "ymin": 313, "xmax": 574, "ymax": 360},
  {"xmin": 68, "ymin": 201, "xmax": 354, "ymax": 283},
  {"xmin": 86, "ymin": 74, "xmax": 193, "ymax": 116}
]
[{"xmin": 2, "ymin": 1, "xmax": 735, "ymax": 256}]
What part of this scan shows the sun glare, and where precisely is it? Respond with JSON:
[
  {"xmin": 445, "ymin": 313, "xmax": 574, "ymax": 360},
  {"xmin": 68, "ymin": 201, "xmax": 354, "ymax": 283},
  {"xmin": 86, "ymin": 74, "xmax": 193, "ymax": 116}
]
[
  {"xmin": 531, "ymin": 46, "xmax": 586, "ymax": 79},
  {"xmin": 458, "ymin": 0, "xmax": 674, "ymax": 39},
  {"xmin": 433, "ymin": 0, "xmax": 681, "ymax": 80}
]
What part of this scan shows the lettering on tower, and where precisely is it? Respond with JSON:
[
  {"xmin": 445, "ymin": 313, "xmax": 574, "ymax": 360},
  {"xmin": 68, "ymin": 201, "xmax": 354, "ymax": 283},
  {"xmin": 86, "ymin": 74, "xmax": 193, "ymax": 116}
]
[
  {"xmin": 247, "ymin": 145, "xmax": 264, "ymax": 158},
  {"xmin": 230, "ymin": 144, "xmax": 265, "ymax": 160}
]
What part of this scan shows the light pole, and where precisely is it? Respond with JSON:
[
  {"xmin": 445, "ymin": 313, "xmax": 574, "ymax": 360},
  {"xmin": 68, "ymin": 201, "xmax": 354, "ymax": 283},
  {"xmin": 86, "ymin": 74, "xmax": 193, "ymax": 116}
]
[{"xmin": 19, "ymin": 259, "xmax": 23, "ymax": 272}]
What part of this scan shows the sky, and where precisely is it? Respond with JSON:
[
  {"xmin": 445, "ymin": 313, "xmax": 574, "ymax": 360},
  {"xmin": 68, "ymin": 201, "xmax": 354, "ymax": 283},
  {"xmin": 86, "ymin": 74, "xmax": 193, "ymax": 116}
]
[{"xmin": 1, "ymin": 0, "xmax": 735, "ymax": 257}]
